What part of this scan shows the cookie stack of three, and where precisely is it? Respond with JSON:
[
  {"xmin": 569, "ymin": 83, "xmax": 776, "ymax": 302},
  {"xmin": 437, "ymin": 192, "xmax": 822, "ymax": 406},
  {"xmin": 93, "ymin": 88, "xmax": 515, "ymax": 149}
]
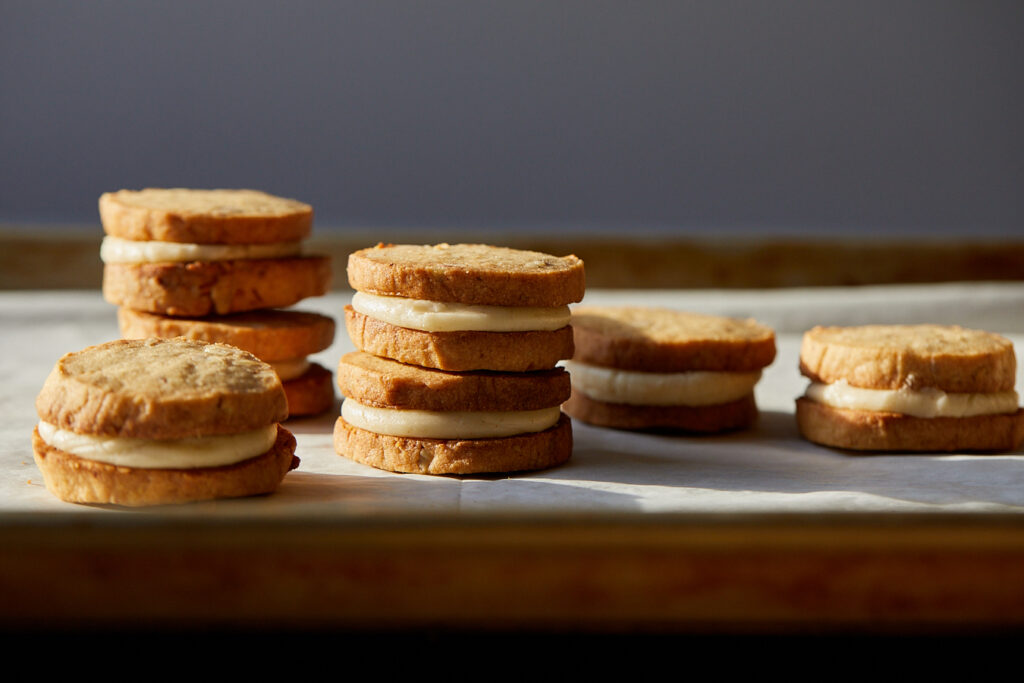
[
  {"xmin": 335, "ymin": 243, "xmax": 585, "ymax": 474},
  {"xmin": 100, "ymin": 189, "xmax": 336, "ymax": 417}
]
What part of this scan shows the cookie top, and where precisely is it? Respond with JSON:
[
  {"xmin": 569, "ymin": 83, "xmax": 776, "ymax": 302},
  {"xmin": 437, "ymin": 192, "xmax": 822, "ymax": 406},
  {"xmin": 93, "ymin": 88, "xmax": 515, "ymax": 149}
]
[
  {"xmin": 99, "ymin": 188, "xmax": 313, "ymax": 244},
  {"xmin": 347, "ymin": 243, "xmax": 585, "ymax": 307},
  {"xmin": 36, "ymin": 338, "xmax": 288, "ymax": 439},
  {"xmin": 118, "ymin": 308, "xmax": 335, "ymax": 361},
  {"xmin": 800, "ymin": 324, "xmax": 1017, "ymax": 393},
  {"xmin": 571, "ymin": 306, "xmax": 776, "ymax": 372},
  {"xmin": 338, "ymin": 351, "xmax": 570, "ymax": 412}
]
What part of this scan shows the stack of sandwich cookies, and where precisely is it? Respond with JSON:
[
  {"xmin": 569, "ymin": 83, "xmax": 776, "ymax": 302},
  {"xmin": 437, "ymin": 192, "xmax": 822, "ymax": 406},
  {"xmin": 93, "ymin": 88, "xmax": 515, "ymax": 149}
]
[
  {"xmin": 337, "ymin": 243, "xmax": 584, "ymax": 474},
  {"xmin": 335, "ymin": 352, "xmax": 572, "ymax": 474},
  {"xmin": 118, "ymin": 308, "xmax": 336, "ymax": 417},
  {"xmin": 796, "ymin": 324, "xmax": 1024, "ymax": 452},
  {"xmin": 32, "ymin": 338, "xmax": 298, "ymax": 506},
  {"xmin": 101, "ymin": 188, "xmax": 336, "ymax": 416},
  {"xmin": 346, "ymin": 243, "xmax": 583, "ymax": 371},
  {"xmin": 101, "ymin": 188, "xmax": 330, "ymax": 316},
  {"xmin": 564, "ymin": 307, "xmax": 776, "ymax": 431}
]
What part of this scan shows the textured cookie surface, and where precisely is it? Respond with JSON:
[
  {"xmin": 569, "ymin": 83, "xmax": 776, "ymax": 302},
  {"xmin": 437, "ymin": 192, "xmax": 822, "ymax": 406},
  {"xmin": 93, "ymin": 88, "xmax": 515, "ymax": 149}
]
[
  {"xmin": 348, "ymin": 243, "xmax": 585, "ymax": 307},
  {"xmin": 100, "ymin": 188, "xmax": 313, "ymax": 244},
  {"xmin": 32, "ymin": 425, "xmax": 298, "ymax": 506},
  {"xmin": 571, "ymin": 306, "xmax": 776, "ymax": 372},
  {"xmin": 564, "ymin": 392, "xmax": 758, "ymax": 432},
  {"xmin": 345, "ymin": 306, "xmax": 573, "ymax": 371},
  {"xmin": 334, "ymin": 414, "xmax": 573, "ymax": 475},
  {"xmin": 104, "ymin": 256, "xmax": 331, "ymax": 316},
  {"xmin": 795, "ymin": 398, "xmax": 1024, "ymax": 452},
  {"xmin": 119, "ymin": 308, "xmax": 335, "ymax": 361},
  {"xmin": 338, "ymin": 351, "xmax": 570, "ymax": 412},
  {"xmin": 800, "ymin": 324, "xmax": 1016, "ymax": 392},
  {"xmin": 36, "ymin": 338, "xmax": 287, "ymax": 439}
]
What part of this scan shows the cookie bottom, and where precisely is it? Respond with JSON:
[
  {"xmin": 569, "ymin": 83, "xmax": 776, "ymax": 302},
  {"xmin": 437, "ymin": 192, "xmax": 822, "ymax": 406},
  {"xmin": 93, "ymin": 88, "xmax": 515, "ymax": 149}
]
[
  {"xmin": 563, "ymin": 391, "xmax": 758, "ymax": 432},
  {"xmin": 795, "ymin": 398, "xmax": 1024, "ymax": 452},
  {"xmin": 333, "ymin": 413, "xmax": 573, "ymax": 475},
  {"xmin": 32, "ymin": 425, "xmax": 299, "ymax": 506},
  {"xmin": 283, "ymin": 363, "xmax": 335, "ymax": 417},
  {"xmin": 345, "ymin": 306, "xmax": 574, "ymax": 372},
  {"xmin": 104, "ymin": 257, "xmax": 331, "ymax": 316}
]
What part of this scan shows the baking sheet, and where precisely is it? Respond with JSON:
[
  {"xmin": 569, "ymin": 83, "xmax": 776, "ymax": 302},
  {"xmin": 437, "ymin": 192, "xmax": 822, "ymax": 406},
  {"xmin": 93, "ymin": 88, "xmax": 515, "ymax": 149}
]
[{"xmin": 3, "ymin": 284, "xmax": 1024, "ymax": 517}]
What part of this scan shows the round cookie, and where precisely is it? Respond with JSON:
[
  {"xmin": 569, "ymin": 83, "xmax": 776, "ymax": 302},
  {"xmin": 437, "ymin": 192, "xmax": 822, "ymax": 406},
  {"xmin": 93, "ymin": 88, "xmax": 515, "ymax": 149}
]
[
  {"xmin": 345, "ymin": 306, "xmax": 573, "ymax": 372},
  {"xmin": 572, "ymin": 306, "xmax": 776, "ymax": 372},
  {"xmin": 796, "ymin": 324, "xmax": 1024, "ymax": 452},
  {"xmin": 345, "ymin": 243, "xmax": 583, "ymax": 372},
  {"xmin": 33, "ymin": 338, "xmax": 298, "ymax": 505},
  {"xmin": 99, "ymin": 188, "xmax": 313, "ymax": 244},
  {"xmin": 103, "ymin": 256, "xmax": 331, "ymax": 317},
  {"xmin": 117, "ymin": 308, "xmax": 335, "ymax": 360},
  {"xmin": 348, "ymin": 243, "xmax": 585, "ymax": 307},
  {"xmin": 118, "ymin": 308, "xmax": 336, "ymax": 416},
  {"xmin": 795, "ymin": 398, "xmax": 1024, "ymax": 453},
  {"xmin": 334, "ymin": 351, "xmax": 572, "ymax": 474},
  {"xmin": 334, "ymin": 414, "xmax": 573, "ymax": 476},
  {"xmin": 564, "ymin": 306, "xmax": 776, "ymax": 431},
  {"xmin": 800, "ymin": 324, "xmax": 1016, "ymax": 393}
]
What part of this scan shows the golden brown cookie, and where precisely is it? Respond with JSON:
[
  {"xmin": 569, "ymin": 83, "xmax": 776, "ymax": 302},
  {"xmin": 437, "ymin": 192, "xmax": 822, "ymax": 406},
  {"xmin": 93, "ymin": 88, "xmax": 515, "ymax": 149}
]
[
  {"xmin": 564, "ymin": 306, "xmax": 775, "ymax": 432},
  {"xmin": 333, "ymin": 414, "xmax": 572, "ymax": 475},
  {"xmin": 796, "ymin": 324, "xmax": 1024, "ymax": 452},
  {"xmin": 348, "ymin": 243, "xmax": 585, "ymax": 307},
  {"xmin": 99, "ymin": 188, "xmax": 313, "ymax": 244},
  {"xmin": 795, "ymin": 398, "xmax": 1024, "ymax": 453},
  {"xmin": 118, "ymin": 308, "xmax": 335, "ymax": 361},
  {"xmin": 103, "ymin": 256, "xmax": 331, "ymax": 316},
  {"xmin": 338, "ymin": 351, "xmax": 569, "ymax": 411},
  {"xmin": 334, "ymin": 352, "xmax": 572, "ymax": 474},
  {"xmin": 37, "ymin": 338, "xmax": 287, "ymax": 438},
  {"xmin": 572, "ymin": 306, "xmax": 776, "ymax": 372},
  {"xmin": 800, "ymin": 324, "xmax": 1016, "ymax": 392},
  {"xmin": 345, "ymin": 306, "xmax": 574, "ymax": 372},
  {"xmin": 33, "ymin": 338, "xmax": 298, "ymax": 505}
]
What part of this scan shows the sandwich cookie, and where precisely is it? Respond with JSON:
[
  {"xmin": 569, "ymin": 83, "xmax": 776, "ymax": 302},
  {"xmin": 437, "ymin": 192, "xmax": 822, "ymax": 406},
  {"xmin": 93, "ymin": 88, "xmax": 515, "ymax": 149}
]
[
  {"xmin": 796, "ymin": 324, "xmax": 1024, "ymax": 452},
  {"xmin": 101, "ymin": 188, "xmax": 331, "ymax": 316},
  {"xmin": 334, "ymin": 352, "xmax": 573, "ymax": 474},
  {"xmin": 564, "ymin": 306, "xmax": 776, "ymax": 431},
  {"xmin": 33, "ymin": 338, "xmax": 299, "ymax": 506},
  {"xmin": 346, "ymin": 243, "xmax": 585, "ymax": 372},
  {"xmin": 118, "ymin": 308, "xmax": 336, "ymax": 416}
]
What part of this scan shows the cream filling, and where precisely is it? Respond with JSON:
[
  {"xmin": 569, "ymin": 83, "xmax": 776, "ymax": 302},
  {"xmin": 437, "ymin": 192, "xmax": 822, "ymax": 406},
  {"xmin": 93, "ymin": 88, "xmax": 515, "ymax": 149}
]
[
  {"xmin": 268, "ymin": 358, "xmax": 310, "ymax": 382},
  {"xmin": 100, "ymin": 236, "xmax": 302, "ymax": 264},
  {"xmin": 564, "ymin": 361, "xmax": 761, "ymax": 406},
  {"xmin": 350, "ymin": 291, "xmax": 570, "ymax": 332},
  {"xmin": 341, "ymin": 399, "xmax": 560, "ymax": 439},
  {"xmin": 804, "ymin": 380, "xmax": 1020, "ymax": 418},
  {"xmin": 36, "ymin": 421, "xmax": 278, "ymax": 469}
]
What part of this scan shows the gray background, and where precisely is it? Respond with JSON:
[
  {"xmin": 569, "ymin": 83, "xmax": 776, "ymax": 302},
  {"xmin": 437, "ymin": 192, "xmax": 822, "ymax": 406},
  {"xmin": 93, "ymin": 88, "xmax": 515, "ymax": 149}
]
[{"xmin": 2, "ymin": 1, "xmax": 1022, "ymax": 236}]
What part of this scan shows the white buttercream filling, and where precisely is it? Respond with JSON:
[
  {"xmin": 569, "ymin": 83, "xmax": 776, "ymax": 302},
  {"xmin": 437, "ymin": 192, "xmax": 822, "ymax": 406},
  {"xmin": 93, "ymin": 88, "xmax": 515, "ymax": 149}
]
[
  {"xmin": 268, "ymin": 358, "xmax": 310, "ymax": 382},
  {"xmin": 100, "ymin": 236, "xmax": 302, "ymax": 264},
  {"xmin": 804, "ymin": 380, "xmax": 1019, "ymax": 418},
  {"xmin": 36, "ymin": 421, "xmax": 278, "ymax": 469},
  {"xmin": 341, "ymin": 399, "xmax": 561, "ymax": 439},
  {"xmin": 564, "ymin": 360, "xmax": 761, "ymax": 406},
  {"xmin": 350, "ymin": 291, "xmax": 571, "ymax": 332}
]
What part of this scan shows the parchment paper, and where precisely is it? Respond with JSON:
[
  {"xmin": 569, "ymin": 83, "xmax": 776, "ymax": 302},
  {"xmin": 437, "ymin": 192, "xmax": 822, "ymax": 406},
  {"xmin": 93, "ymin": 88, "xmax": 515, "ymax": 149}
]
[{"xmin": 3, "ymin": 283, "xmax": 1023, "ymax": 518}]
